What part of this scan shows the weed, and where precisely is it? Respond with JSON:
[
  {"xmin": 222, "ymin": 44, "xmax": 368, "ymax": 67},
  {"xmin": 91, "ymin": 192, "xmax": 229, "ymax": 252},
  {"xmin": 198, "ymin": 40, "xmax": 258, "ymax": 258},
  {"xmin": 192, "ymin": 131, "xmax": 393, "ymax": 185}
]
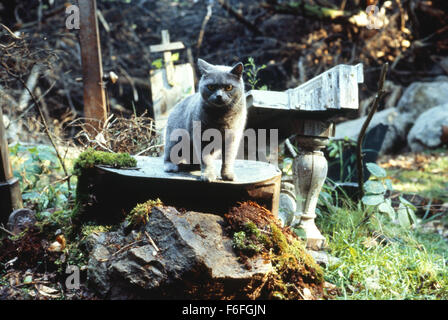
[
  {"xmin": 244, "ymin": 57, "xmax": 267, "ymax": 91},
  {"xmin": 125, "ymin": 199, "xmax": 163, "ymax": 228},
  {"xmin": 317, "ymin": 183, "xmax": 448, "ymax": 299}
]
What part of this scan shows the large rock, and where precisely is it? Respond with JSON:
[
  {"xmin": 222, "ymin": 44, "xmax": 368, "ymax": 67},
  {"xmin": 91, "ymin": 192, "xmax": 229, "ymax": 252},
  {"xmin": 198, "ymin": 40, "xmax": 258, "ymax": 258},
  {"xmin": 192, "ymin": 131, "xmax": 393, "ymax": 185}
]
[
  {"xmin": 88, "ymin": 206, "xmax": 272, "ymax": 299},
  {"xmin": 335, "ymin": 80, "xmax": 448, "ymax": 154},
  {"xmin": 334, "ymin": 108, "xmax": 412, "ymax": 154},
  {"xmin": 407, "ymin": 104, "xmax": 448, "ymax": 152},
  {"xmin": 397, "ymin": 81, "xmax": 448, "ymax": 115}
]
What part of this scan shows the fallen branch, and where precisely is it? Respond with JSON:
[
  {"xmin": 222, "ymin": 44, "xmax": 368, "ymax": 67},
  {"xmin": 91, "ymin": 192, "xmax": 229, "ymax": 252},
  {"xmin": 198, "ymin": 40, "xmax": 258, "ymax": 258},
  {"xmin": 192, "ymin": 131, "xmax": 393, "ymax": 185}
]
[
  {"xmin": 14, "ymin": 280, "xmax": 52, "ymax": 288},
  {"xmin": 261, "ymin": 1, "xmax": 372, "ymax": 28},
  {"xmin": 0, "ymin": 23, "xmax": 21, "ymax": 40},
  {"xmin": 0, "ymin": 225, "xmax": 15, "ymax": 237},
  {"xmin": 261, "ymin": 1, "xmax": 353, "ymax": 20},
  {"xmin": 112, "ymin": 239, "xmax": 143, "ymax": 257},
  {"xmin": 217, "ymin": 0, "xmax": 262, "ymax": 36},
  {"xmin": 197, "ymin": 2, "xmax": 213, "ymax": 52},
  {"xmin": 16, "ymin": 4, "xmax": 69, "ymax": 31},
  {"xmin": 97, "ymin": 9, "xmax": 111, "ymax": 33},
  {"xmin": 18, "ymin": 65, "xmax": 40, "ymax": 111},
  {"xmin": 134, "ymin": 144, "xmax": 164, "ymax": 156},
  {"xmin": 145, "ymin": 231, "xmax": 159, "ymax": 253}
]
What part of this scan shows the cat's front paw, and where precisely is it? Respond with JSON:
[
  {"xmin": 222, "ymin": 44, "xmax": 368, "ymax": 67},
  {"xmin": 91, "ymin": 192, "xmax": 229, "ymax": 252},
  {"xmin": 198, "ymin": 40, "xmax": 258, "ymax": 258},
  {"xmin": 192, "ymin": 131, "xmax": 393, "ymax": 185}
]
[
  {"xmin": 164, "ymin": 162, "xmax": 179, "ymax": 172},
  {"xmin": 201, "ymin": 170, "xmax": 217, "ymax": 182},
  {"xmin": 221, "ymin": 171, "xmax": 236, "ymax": 181}
]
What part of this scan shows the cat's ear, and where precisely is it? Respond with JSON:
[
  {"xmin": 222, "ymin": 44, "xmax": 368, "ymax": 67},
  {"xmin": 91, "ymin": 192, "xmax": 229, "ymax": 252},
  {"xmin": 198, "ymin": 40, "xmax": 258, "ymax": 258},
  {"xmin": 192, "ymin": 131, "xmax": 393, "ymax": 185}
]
[
  {"xmin": 230, "ymin": 62, "xmax": 244, "ymax": 78},
  {"xmin": 198, "ymin": 59, "xmax": 213, "ymax": 74}
]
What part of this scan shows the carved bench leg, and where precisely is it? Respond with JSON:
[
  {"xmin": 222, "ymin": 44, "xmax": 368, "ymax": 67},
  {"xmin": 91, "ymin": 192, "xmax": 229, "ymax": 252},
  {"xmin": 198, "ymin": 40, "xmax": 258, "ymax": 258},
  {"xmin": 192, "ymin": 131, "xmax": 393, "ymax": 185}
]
[{"xmin": 293, "ymin": 136, "xmax": 328, "ymax": 250}]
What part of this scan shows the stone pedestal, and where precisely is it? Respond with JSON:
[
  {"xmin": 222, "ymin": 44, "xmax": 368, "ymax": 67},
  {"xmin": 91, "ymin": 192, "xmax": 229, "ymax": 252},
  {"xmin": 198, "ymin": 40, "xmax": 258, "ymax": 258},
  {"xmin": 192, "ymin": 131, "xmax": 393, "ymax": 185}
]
[
  {"xmin": 293, "ymin": 136, "xmax": 329, "ymax": 250},
  {"xmin": 290, "ymin": 120, "xmax": 333, "ymax": 250}
]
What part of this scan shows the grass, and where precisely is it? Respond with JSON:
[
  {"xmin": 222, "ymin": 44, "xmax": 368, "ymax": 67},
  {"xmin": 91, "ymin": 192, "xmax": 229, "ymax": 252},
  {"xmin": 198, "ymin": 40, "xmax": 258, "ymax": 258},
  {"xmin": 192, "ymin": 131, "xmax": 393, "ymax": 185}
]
[
  {"xmin": 385, "ymin": 149, "xmax": 448, "ymax": 202},
  {"xmin": 3, "ymin": 143, "xmax": 448, "ymax": 300},
  {"xmin": 317, "ymin": 189, "xmax": 448, "ymax": 299}
]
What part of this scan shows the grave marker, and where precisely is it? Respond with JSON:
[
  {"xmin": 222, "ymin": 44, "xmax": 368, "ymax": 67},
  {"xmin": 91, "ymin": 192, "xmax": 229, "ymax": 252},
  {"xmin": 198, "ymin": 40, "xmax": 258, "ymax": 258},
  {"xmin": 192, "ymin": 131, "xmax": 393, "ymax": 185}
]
[
  {"xmin": 78, "ymin": 0, "xmax": 108, "ymax": 135},
  {"xmin": 150, "ymin": 30, "xmax": 195, "ymax": 130}
]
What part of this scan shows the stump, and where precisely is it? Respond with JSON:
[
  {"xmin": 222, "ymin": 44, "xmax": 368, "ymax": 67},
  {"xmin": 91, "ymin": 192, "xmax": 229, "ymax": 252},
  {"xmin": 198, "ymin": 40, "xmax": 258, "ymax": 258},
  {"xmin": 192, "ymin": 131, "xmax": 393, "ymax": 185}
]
[{"xmin": 77, "ymin": 156, "xmax": 281, "ymax": 224}]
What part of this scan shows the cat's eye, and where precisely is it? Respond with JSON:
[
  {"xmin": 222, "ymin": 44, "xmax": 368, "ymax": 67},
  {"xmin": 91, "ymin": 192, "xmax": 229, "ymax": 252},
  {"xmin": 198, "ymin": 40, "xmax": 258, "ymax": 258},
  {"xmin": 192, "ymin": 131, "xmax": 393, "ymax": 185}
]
[
  {"xmin": 224, "ymin": 85, "xmax": 233, "ymax": 91},
  {"xmin": 207, "ymin": 85, "xmax": 215, "ymax": 91}
]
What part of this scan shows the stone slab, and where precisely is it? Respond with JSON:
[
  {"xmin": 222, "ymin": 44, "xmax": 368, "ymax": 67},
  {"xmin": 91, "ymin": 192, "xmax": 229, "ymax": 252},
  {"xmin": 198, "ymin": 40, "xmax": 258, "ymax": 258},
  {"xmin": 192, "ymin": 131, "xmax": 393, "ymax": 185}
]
[
  {"xmin": 79, "ymin": 157, "xmax": 281, "ymax": 224},
  {"xmin": 103, "ymin": 156, "xmax": 280, "ymax": 185}
]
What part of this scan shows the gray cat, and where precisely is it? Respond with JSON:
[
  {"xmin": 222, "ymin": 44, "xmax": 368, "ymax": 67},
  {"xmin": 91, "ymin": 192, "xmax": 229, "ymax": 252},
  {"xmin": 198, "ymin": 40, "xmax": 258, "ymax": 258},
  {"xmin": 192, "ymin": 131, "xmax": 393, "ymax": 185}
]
[{"xmin": 163, "ymin": 59, "xmax": 247, "ymax": 182}]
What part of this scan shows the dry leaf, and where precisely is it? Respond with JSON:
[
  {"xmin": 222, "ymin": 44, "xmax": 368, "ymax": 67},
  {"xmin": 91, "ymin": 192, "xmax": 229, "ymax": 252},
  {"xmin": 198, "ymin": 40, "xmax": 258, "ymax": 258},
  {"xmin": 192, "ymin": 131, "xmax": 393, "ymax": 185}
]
[
  {"xmin": 36, "ymin": 284, "xmax": 61, "ymax": 298},
  {"xmin": 47, "ymin": 241, "xmax": 62, "ymax": 252},
  {"xmin": 48, "ymin": 235, "xmax": 66, "ymax": 252},
  {"xmin": 302, "ymin": 287, "xmax": 313, "ymax": 300},
  {"xmin": 56, "ymin": 234, "xmax": 66, "ymax": 250}
]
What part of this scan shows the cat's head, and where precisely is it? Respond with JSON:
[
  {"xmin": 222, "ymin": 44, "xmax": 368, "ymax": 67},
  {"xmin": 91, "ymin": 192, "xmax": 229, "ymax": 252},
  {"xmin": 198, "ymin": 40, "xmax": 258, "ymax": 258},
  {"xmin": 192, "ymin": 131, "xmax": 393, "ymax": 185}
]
[{"xmin": 197, "ymin": 59, "xmax": 244, "ymax": 109}]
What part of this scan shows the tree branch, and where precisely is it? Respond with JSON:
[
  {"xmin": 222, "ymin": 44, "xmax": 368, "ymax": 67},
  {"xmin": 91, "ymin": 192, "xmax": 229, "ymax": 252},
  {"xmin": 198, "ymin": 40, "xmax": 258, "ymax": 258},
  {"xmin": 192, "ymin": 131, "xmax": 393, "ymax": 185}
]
[
  {"xmin": 356, "ymin": 63, "xmax": 389, "ymax": 199},
  {"xmin": 0, "ymin": 62, "xmax": 72, "ymax": 192},
  {"xmin": 217, "ymin": 0, "xmax": 262, "ymax": 36}
]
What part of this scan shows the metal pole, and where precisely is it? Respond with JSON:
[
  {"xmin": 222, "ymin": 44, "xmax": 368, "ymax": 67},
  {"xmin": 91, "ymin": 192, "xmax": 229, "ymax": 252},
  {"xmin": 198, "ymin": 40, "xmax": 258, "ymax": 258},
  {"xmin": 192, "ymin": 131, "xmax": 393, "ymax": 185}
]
[
  {"xmin": 78, "ymin": 0, "xmax": 107, "ymax": 135},
  {"xmin": 0, "ymin": 107, "xmax": 22, "ymax": 224}
]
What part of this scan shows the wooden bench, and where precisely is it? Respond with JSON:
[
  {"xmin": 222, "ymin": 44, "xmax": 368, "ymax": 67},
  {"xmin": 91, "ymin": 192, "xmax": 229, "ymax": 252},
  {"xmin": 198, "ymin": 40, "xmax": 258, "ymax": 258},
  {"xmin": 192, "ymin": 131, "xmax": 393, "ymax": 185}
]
[{"xmin": 245, "ymin": 63, "xmax": 364, "ymax": 250}]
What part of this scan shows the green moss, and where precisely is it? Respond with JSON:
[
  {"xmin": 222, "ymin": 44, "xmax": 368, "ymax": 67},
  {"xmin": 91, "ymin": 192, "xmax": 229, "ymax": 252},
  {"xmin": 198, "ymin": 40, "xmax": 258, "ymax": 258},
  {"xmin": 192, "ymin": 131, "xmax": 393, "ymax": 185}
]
[
  {"xmin": 126, "ymin": 199, "xmax": 163, "ymax": 228},
  {"xmin": 71, "ymin": 148, "xmax": 137, "ymax": 224},
  {"xmin": 243, "ymin": 221, "xmax": 261, "ymax": 237},
  {"xmin": 81, "ymin": 224, "xmax": 112, "ymax": 238},
  {"xmin": 232, "ymin": 231, "xmax": 262, "ymax": 255},
  {"xmin": 226, "ymin": 202, "xmax": 325, "ymax": 299},
  {"xmin": 270, "ymin": 223, "xmax": 324, "ymax": 284},
  {"xmin": 232, "ymin": 221, "xmax": 275, "ymax": 256},
  {"xmin": 270, "ymin": 223, "xmax": 289, "ymax": 255},
  {"xmin": 7, "ymin": 230, "xmax": 28, "ymax": 242},
  {"xmin": 72, "ymin": 148, "xmax": 137, "ymax": 176}
]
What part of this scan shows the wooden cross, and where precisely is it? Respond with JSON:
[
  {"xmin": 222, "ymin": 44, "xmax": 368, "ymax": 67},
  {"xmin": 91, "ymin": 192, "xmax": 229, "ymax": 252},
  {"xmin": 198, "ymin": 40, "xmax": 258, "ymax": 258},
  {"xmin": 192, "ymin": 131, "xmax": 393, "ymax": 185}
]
[
  {"xmin": 78, "ymin": 0, "xmax": 108, "ymax": 135},
  {"xmin": 0, "ymin": 107, "xmax": 22, "ymax": 223},
  {"xmin": 150, "ymin": 30, "xmax": 185, "ymax": 87}
]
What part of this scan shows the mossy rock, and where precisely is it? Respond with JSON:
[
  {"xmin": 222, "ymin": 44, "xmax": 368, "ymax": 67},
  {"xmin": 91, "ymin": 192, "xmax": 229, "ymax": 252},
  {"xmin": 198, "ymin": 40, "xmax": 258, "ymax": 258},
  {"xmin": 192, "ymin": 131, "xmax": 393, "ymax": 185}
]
[{"xmin": 225, "ymin": 201, "xmax": 325, "ymax": 300}]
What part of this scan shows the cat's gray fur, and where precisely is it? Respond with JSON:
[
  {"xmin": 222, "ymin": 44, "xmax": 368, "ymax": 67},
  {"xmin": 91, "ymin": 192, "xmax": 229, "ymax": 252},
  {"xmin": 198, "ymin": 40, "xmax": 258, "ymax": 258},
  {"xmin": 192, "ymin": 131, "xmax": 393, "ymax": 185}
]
[{"xmin": 163, "ymin": 59, "xmax": 247, "ymax": 181}]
